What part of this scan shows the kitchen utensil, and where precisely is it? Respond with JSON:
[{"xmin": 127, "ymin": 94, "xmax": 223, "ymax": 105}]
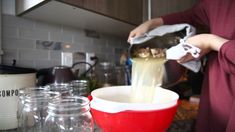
[
  {"xmin": 90, "ymin": 86, "xmax": 179, "ymax": 132},
  {"xmin": 0, "ymin": 65, "xmax": 36, "ymax": 130},
  {"xmin": 37, "ymin": 66, "xmax": 76, "ymax": 86},
  {"xmin": 37, "ymin": 57, "xmax": 99, "ymax": 86},
  {"xmin": 52, "ymin": 66, "xmax": 75, "ymax": 84}
]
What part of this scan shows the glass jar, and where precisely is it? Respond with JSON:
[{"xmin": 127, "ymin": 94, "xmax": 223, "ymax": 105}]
[
  {"xmin": 114, "ymin": 66, "xmax": 131, "ymax": 86},
  {"xmin": 18, "ymin": 87, "xmax": 50, "ymax": 107},
  {"xmin": 45, "ymin": 96, "xmax": 94, "ymax": 132},
  {"xmin": 69, "ymin": 80, "xmax": 90, "ymax": 96},
  {"xmin": 17, "ymin": 87, "xmax": 50, "ymax": 127},
  {"xmin": 47, "ymin": 83, "xmax": 73, "ymax": 96},
  {"xmin": 95, "ymin": 62, "xmax": 116, "ymax": 87},
  {"xmin": 17, "ymin": 91, "xmax": 60, "ymax": 132}
]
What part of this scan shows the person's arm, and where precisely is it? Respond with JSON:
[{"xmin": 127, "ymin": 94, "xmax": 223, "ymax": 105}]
[
  {"xmin": 127, "ymin": 18, "xmax": 164, "ymax": 42},
  {"xmin": 178, "ymin": 34, "xmax": 235, "ymax": 74},
  {"xmin": 218, "ymin": 39, "xmax": 235, "ymax": 74},
  {"xmin": 162, "ymin": 0, "xmax": 209, "ymax": 27},
  {"xmin": 128, "ymin": 0, "xmax": 208, "ymax": 42}
]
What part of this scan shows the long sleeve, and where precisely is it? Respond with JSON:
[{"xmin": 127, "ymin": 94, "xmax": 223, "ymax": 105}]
[
  {"xmin": 161, "ymin": 0, "xmax": 235, "ymax": 131},
  {"xmin": 219, "ymin": 40, "xmax": 235, "ymax": 74},
  {"xmin": 161, "ymin": 0, "xmax": 209, "ymax": 28}
]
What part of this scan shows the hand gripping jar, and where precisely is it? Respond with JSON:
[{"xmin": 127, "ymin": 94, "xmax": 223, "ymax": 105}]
[{"xmin": 45, "ymin": 96, "xmax": 94, "ymax": 132}]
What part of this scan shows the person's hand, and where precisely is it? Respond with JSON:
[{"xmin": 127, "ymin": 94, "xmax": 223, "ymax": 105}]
[
  {"xmin": 127, "ymin": 18, "xmax": 164, "ymax": 43},
  {"xmin": 178, "ymin": 34, "xmax": 229, "ymax": 63}
]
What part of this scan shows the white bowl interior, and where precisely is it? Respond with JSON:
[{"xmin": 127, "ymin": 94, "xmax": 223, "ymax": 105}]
[{"xmin": 91, "ymin": 86, "xmax": 179, "ymax": 113}]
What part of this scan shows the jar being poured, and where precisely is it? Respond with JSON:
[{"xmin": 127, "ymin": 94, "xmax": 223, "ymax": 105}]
[{"xmin": 129, "ymin": 24, "xmax": 201, "ymax": 103}]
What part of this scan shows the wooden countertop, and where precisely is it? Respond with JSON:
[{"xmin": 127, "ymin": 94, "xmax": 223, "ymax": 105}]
[{"xmin": 174, "ymin": 99, "xmax": 199, "ymax": 121}]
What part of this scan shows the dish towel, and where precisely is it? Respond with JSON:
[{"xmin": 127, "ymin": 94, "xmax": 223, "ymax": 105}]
[{"xmin": 130, "ymin": 23, "xmax": 201, "ymax": 72}]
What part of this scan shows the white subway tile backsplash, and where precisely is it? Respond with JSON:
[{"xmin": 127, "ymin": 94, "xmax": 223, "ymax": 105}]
[
  {"xmin": 2, "ymin": 14, "xmax": 127, "ymax": 69},
  {"xmin": 62, "ymin": 27, "xmax": 81, "ymax": 44},
  {"xmin": 49, "ymin": 31, "xmax": 62, "ymax": 42},
  {"xmin": 2, "ymin": 15, "xmax": 20, "ymax": 27},
  {"xmin": 3, "ymin": 15, "xmax": 35, "ymax": 29},
  {"xmin": 61, "ymin": 34, "xmax": 73, "ymax": 43},
  {"xmin": 92, "ymin": 38, "xmax": 107, "ymax": 45},
  {"xmin": 62, "ymin": 26, "xmax": 81, "ymax": 35},
  {"xmin": 35, "ymin": 60, "xmax": 55, "ymax": 69},
  {"xmin": 19, "ymin": 28, "xmax": 49, "ymax": 40},
  {"xmin": 2, "ymin": 26, "xmax": 18, "ymax": 38},
  {"xmin": 3, "ymin": 37, "xmax": 35, "ymax": 49},
  {"xmin": 19, "ymin": 49, "xmax": 49, "ymax": 60},
  {"xmin": 2, "ymin": 49, "xmax": 18, "ymax": 60},
  {"xmin": 73, "ymin": 34, "xmax": 92, "ymax": 45},
  {"xmin": 100, "ymin": 46, "xmax": 114, "ymax": 54},
  {"xmin": 15, "ymin": 60, "xmax": 36, "ymax": 68},
  {"xmin": 107, "ymin": 39, "xmax": 123, "ymax": 48},
  {"xmin": 35, "ymin": 21, "xmax": 62, "ymax": 33},
  {"xmin": 83, "ymin": 43, "xmax": 100, "ymax": 53},
  {"xmin": 50, "ymin": 50, "xmax": 61, "ymax": 60},
  {"xmin": 17, "ymin": 18, "xmax": 35, "ymax": 29}
]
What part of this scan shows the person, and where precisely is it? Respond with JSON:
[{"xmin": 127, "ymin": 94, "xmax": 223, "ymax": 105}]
[{"xmin": 128, "ymin": 0, "xmax": 235, "ymax": 131}]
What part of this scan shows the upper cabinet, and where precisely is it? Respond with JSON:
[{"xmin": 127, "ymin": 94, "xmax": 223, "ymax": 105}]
[
  {"xmin": 16, "ymin": 0, "xmax": 196, "ymax": 37},
  {"xmin": 143, "ymin": 0, "xmax": 197, "ymax": 21},
  {"xmin": 57, "ymin": 0, "xmax": 143, "ymax": 25},
  {"xmin": 16, "ymin": 0, "xmax": 143, "ymax": 37}
]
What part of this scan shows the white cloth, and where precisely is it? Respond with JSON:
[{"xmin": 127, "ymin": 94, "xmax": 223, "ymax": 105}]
[
  {"xmin": 130, "ymin": 23, "xmax": 196, "ymax": 44},
  {"xmin": 130, "ymin": 23, "xmax": 201, "ymax": 72}
]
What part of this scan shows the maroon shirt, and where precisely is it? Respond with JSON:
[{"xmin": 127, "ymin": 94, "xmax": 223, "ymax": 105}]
[{"xmin": 162, "ymin": 0, "xmax": 235, "ymax": 131}]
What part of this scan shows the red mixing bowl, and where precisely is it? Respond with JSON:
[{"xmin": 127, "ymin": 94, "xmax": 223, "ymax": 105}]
[{"xmin": 90, "ymin": 86, "xmax": 179, "ymax": 132}]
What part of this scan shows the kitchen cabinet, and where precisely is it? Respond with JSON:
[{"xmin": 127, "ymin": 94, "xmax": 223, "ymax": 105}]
[
  {"xmin": 16, "ymin": 0, "xmax": 143, "ymax": 37},
  {"xmin": 143, "ymin": 0, "xmax": 197, "ymax": 21},
  {"xmin": 57, "ymin": 0, "xmax": 143, "ymax": 25},
  {"xmin": 16, "ymin": 0, "xmax": 197, "ymax": 37}
]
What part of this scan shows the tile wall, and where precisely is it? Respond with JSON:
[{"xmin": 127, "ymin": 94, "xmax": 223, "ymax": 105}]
[{"xmin": 2, "ymin": 14, "xmax": 129, "ymax": 69}]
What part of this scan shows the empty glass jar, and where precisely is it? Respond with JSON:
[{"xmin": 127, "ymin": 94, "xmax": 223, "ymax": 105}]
[
  {"xmin": 47, "ymin": 83, "xmax": 73, "ymax": 97},
  {"xmin": 95, "ymin": 62, "xmax": 116, "ymax": 87},
  {"xmin": 69, "ymin": 80, "xmax": 90, "ymax": 96},
  {"xmin": 17, "ymin": 91, "xmax": 60, "ymax": 132},
  {"xmin": 45, "ymin": 96, "xmax": 94, "ymax": 132}
]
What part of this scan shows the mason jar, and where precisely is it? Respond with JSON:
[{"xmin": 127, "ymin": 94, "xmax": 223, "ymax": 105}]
[
  {"xmin": 17, "ymin": 91, "xmax": 60, "ymax": 132},
  {"xmin": 45, "ymin": 96, "xmax": 94, "ymax": 132},
  {"xmin": 69, "ymin": 80, "xmax": 90, "ymax": 96},
  {"xmin": 47, "ymin": 83, "xmax": 73, "ymax": 97},
  {"xmin": 17, "ymin": 87, "xmax": 50, "ymax": 127},
  {"xmin": 18, "ymin": 87, "xmax": 50, "ymax": 111},
  {"xmin": 95, "ymin": 62, "xmax": 116, "ymax": 87}
]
